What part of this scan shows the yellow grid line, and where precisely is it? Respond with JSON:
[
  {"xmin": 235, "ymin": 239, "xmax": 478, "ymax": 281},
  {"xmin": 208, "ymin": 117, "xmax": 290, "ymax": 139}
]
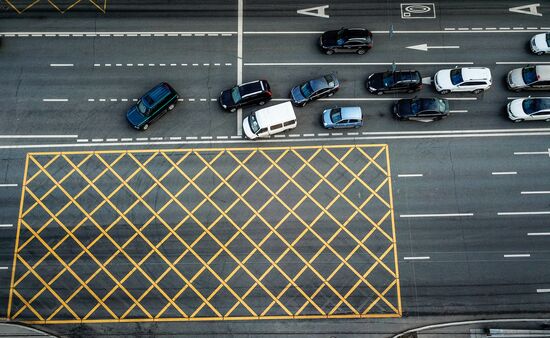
[
  {"xmin": 4, "ymin": 0, "xmax": 107, "ymax": 13},
  {"xmin": 9, "ymin": 145, "xmax": 400, "ymax": 323}
]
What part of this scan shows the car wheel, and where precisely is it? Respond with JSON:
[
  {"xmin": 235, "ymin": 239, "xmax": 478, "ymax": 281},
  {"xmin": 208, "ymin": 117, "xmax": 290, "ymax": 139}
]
[
  {"xmin": 258, "ymin": 100, "xmax": 266, "ymax": 106},
  {"xmin": 167, "ymin": 103, "xmax": 176, "ymax": 111},
  {"xmin": 142, "ymin": 123, "xmax": 149, "ymax": 131},
  {"xmin": 377, "ymin": 91, "xmax": 384, "ymax": 96},
  {"xmin": 472, "ymin": 89, "xmax": 484, "ymax": 94},
  {"xmin": 438, "ymin": 90, "xmax": 451, "ymax": 95},
  {"xmin": 513, "ymin": 119, "xmax": 523, "ymax": 123},
  {"xmin": 325, "ymin": 49, "xmax": 335, "ymax": 55},
  {"xmin": 230, "ymin": 107, "xmax": 237, "ymax": 113},
  {"xmin": 356, "ymin": 48, "xmax": 366, "ymax": 55},
  {"xmin": 537, "ymin": 51, "xmax": 544, "ymax": 56}
]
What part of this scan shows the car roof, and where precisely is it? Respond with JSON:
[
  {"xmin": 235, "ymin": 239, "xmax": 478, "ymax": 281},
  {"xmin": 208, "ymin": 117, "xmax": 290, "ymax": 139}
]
[
  {"xmin": 394, "ymin": 70, "xmax": 421, "ymax": 81},
  {"xmin": 144, "ymin": 83, "xmax": 172, "ymax": 106},
  {"xmin": 529, "ymin": 98, "xmax": 550, "ymax": 111},
  {"xmin": 240, "ymin": 80, "xmax": 267, "ymax": 96},
  {"xmin": 535, "ymin": 65, "xmax": 550, "ymax": 79},
  {"xmin": 343, "ymin": 28, "xmax": 370, "ymax": 38},
  {"xmin": 254, "ymin": 101, "xmax": 296, "ymax": 125},
  {"xmin": 339, "ymin": 106, "xmax": 362, "ymax": 120},
  {"xmin": 461, "ymin": 67, "xmax": 492, "ymax": 81}
]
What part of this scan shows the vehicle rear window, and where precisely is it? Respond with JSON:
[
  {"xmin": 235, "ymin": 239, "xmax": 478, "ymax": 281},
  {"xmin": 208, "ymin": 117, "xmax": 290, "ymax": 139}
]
[
  {"xmin": 450, "ymin": 69, "xmax": 464, "ymax": 85},
  {"xmin": 522, "ymin": 66, "xmax": 537, "ymax": 85},
  {"xmin": 330, "ymin": 108, "xmax": 342, "ymax": 123},
  {"xmin": 546, "ymin": 33, "xmax": 550, "ymax": 45}
]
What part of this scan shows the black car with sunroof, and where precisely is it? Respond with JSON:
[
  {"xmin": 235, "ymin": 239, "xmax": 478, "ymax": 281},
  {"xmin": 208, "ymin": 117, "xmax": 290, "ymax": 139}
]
[
  {"xmin": 393, "ymin": 97, "xmax": 449, "ymax": 121},
  {"xmin": 366, "ymin": 70, "xmax": 422, "ymax": 95},
  {"xmin": 219, "ymin": 80, "xmax": 272, "ymax": 112},
  {"xmin": 126, "ymin": 82, "xmax": 179, "ymax": 130},
  {"xmin": 319, "ymin": 27, "xmax": 373, "ymax": 55}
]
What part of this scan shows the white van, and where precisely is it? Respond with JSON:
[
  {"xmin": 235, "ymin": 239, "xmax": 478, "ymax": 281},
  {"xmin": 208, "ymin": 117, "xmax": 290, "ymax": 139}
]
[{"xmin": 242, "ymin": 101, "xmax": 297, "ymax": 140}]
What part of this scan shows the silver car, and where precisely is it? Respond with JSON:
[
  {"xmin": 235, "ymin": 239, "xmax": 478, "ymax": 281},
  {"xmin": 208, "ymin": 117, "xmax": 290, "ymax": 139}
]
[{"xmin": 322, "ymin": 106, "xmax": 363, "ymax": 129}]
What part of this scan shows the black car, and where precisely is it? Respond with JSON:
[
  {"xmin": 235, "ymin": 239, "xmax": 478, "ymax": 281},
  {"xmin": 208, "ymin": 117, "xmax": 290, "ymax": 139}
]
[
  {"xmin": 393, "ymin": 97, "xmax": 449, "ymax": 121},
  {"xmin": 319, "ymin": 28, "xmax": 373, "ymax": 55},
  {"xmin": 366, "ymin": 70, "xmax": 422, "ymax": 95},
  {"xmin": 219, "ymin": 80, "xmax": 272, "ymax": 112},
  {"xmin": 290, "ymin": 74, "xmax": 340, "ymax": 106},
  {"xmin": 126, "ymin": 82, "xmax": 179, "ymax": 130}
]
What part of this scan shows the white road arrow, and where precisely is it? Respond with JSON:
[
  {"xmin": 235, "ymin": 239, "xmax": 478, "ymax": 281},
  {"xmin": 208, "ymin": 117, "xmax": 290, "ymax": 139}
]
[
  {"xmin": 407, "ymin": 43, "xmax": 460, "ymax": 51},
  {"xmin": 509, "ymin": 3, "xmax": 542, "ymax": 16},
  {"xmin": 297, "ymin": 5, "xmax": 329, "ymax": 18}
]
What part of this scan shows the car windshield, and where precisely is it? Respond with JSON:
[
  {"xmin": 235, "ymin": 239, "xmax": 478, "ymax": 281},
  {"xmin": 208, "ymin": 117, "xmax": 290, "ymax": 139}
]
[
  {"xmin": 137, "ymin": 99, "xmax": 148, "ymax": 115},
  {"xmin": 450, "ymin": 69, "xmax": 464, "ymax": 85},
  {"xmin": 522, "ymin": 66, "xmax": 537, "ymax": 85},
  {"xmin": 336, "ymin": 29, "xmax": 346, "ymax": 45},
  {"xmin": 300, "ymin": 82, "xmax": 314, "ymax": 98},
  {"xmin": 330, "ymin": 108, "xmax": 342, "ymax": 123},
  {"xmin": 382, "ymin": 72, "xmax": 395, "ymax": 87},
  {"xmin": 546, "ymin": 33, "xmax": 550, "ymax": 45},
  {"xmin": 249, "ymin": 113, "xmax": 260, "ymax": 133},
  {"xmin": 231, "ymin": 86, "xmax": 242, "ymax": 103},
  {"xmin": 409, "ymin": 99, "xmax": 420, "ymax": 114}
]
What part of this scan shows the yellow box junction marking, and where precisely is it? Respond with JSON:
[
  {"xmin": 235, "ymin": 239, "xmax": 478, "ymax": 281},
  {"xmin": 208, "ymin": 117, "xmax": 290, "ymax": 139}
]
[
  {"xmin": 4, "ymin": 0, "xmax": 107, "ymax": 14},
  {"xmin": 8, "ymin": 145, "xmax": 400, "ymax": 324}
]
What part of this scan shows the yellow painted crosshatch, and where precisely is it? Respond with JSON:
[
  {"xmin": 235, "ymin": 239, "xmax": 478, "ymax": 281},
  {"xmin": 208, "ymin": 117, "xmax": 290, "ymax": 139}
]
[
  {"xmin": 8, "ymin": 145, "xmax": 400, "ymax": 324},
  {"xmin": 3, "ymin": 0, "xmax": 107, "ymax": 14}
]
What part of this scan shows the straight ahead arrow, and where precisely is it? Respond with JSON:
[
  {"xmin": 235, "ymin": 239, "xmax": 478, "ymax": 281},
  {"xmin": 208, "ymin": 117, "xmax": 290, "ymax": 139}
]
[{"xmin": 407, "ymin": 43, "xmax": 460, "ymax": 51}]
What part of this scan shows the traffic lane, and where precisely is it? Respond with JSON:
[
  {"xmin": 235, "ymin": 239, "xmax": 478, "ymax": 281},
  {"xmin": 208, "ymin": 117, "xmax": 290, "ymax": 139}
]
[
  {"xmin": 399, "ymin": 259, "xmax": 550, "ymax": 315},
  {"xmin": 0, "ymin": 64, "xmax": 237, "ymax": 138}
]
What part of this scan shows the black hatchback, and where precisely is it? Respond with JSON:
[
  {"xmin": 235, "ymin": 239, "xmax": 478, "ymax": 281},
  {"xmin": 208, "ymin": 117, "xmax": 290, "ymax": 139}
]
[
  {"xmin": 366, "ymin": 70, "xmax": 422, "ymax": 95},
  {"xmin": 319, "ymin": 28, "xmax": 373, "ymax": 55},
  {"xmin": 393, "ymin": 97, "xmax": 449, "ymax": 121},
  {"xmin": 219, "ymin": 80, "xmax": 272, "ymax": 112},
  {"xmin": 126, "ymin": 82, "xmax": 179, "ymax": 130}
]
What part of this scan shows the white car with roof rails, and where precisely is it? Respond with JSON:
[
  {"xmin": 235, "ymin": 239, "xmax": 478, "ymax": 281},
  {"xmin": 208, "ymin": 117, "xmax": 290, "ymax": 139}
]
[
  {"xmin": 530, "ymin": 32, "xmax": 550, "ymax": 55},
  {"xmin": 507, "ymin": 97, "xmax": 550, "ymax": 122},
  {"xmin": 434, "ymin": 67, "xmax": 492, "ymax": 94}
]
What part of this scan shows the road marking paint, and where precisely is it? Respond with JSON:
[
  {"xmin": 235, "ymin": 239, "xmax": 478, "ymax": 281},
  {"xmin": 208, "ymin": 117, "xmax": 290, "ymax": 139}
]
[
  {"xmin": 449, "ymin": 110, "xmax": 468, "ymax": 113},
  {"xmin": 498, "ymin": 62, "xmax": 550, "ymax": 64},
  {"xmin": 288, "ymin": 134, "xmax": 300, "ymax": 137},
  {"xmin": 186, "ymin": 136, "xmax": 198, "ymax": 140},
  {"xmin": 120, "ymin": 138, "xmax": 132, "ymax": 142},
  {"xmin": 504, "ymin": 254, "xmax": 530, "ymax": 258},
  {"xmin": 0, "ymin": 267, "xmax": 8, "ymax": 270},
  {"xmin": 216, "ymin": 136, "xmax": 228, "ymax": 139},
  {"xmin": 400, "ymin": 213, "xmax": 473, "ymax": 218},
  {"xmin": 0, "ymin": 135, "xmax": 77, "ymax": 139},
  {"xmin": 537, "ymin": 289, "xmax": 550, "ymax": 293},
  {"xmin": 303, "ymin": 133, "xmax": 314, "ymax": 137},
  {"xmin": 0, "ymin": 184, "xmax": 18, "ymax": 187},
  {"xmin": 318, "ymin": 133, "xmax": 329, "ymax": 136},
  {"xmin": 159, "ymin": 63, "xmax": 166, "ymax": 66},
  {"xmin": 274, "ymin": 135, "xmax": 286, "ymax": 138},
  {"xmin": 245, "ymin": 62, "xmax": 474, "ymax": 66},
  {"xmin": 492, "ymin": 171, "xmax": 517, "ymax": 175},
  {"xmin": 105, "ymin": 138, "xmax": 117, "ymax": 142},
  {"xmin": 115, "ymin": 64, "xmax": 122, "ymax": 67},
  {"xmin": 398, "ymin": 174, "xmax": 423, "ymax": 177},
  {"xmin": 230, "ymin": 136, "xmax": 241, "ymax": 139},
  {"xmin": 50, "ymin": 64, "xmax": 73, "ymax": 67},
  {"xmin": 347, "ymin": 132, "xmax": 359, "ymax": 136},
  {"xmin": 331, "ymin": 133, "xmax": 343, "ymax": 136},
  {"xmin": 0, "ymin": 224, "xmax": 13, "ymax": 227},
  {"xmin": 150, "ymin": 137, "xmax": 163, "ymax": 141},
  {"xmin": 500, "ymin": 211, "xmax": 550, "ymax": 216},
  {"xmin": 514, "ymin": 151, "xmax": 549, "ymax": 155},
  {"xmin": 76, "ymin": 139, "xmax": 88, "ymax": 142},
  {"xmin": 471, "ymin": 28, "xmax": 483, "ymax": 30},
  {"xmin": 91, "ymin": 139, "xmax": 103, "ymax": 142},
  {"xmin": 522, "ymin": 191, "xmax": 550, "ymax": 194},
  {"xmin": 136, "ymin": 138, "xmax": 147, "ymax": 141},
  {"xmin": 499, "ymin": 27, "xmax": 511, "ymax": 30},
  {"xmin": 42, "ymin": 99, "xmax": 68, "ymax": 102},
  {"xmin": 528, "ymin": 233, "xmax": 550, "ymax": 236},
  {"xmin": 200, "ymin": 136, "xmax": 213, "ymax": 140},
  {"xmin": 403, "ymin": 256, "xmax": 430, "ymax": 260},
  {"xmin": 188, "ymin": 99, "xmax": 195, "ymax": 102}
]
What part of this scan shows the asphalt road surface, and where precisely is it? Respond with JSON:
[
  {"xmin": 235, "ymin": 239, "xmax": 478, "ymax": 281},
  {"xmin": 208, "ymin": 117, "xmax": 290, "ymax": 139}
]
[{"xmin": 0, "ymin": 1, "xmax": 550, "ymax": 337}]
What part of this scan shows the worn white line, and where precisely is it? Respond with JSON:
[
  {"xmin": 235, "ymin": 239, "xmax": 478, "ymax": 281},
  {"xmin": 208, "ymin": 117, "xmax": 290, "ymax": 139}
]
[
  {"xmin": 288, "ymin": 134, "xmax": 300, "ymax": 137},
  {"xmin": 522, "ymin": 191, "xmax": 550, "ymax": 194},
  {"xmin": 499, "ymin": 211, "xmax": 550, "ymax": 216},
  {"xmin": 398, "ymin": 174, "xmax": 423, "ymax": 177},
  {"xmin": 245, "ymin": 62, "xmax": 474, "ymax": 66},
  {"xmin": 76, "ymin": 139, "xmax": 88, "ymax": 143},
  {"xmin": 274, "ymin": 135, "xmax": 286, "ymax": 138},
  {"xmin": 216, "ymin": 136, "xmax": 228, "ymax": 139},
  {"xmin": 136, "ymin": 138, "xmax": 148, "ymax": 141},
  {"xmin": 106, "ymin": 138, "xmax": 117, "ymax": 142},
  {"xmin": 303, "ymin": 133, "xmax": 315, "ymax": 137},
  {"xmin": 331, "ymin": 132, "xmax": 343, "ymax": 136},
  {"xmin": 43, "ymin": 99, "xmax": 68, "ymax": 102},
  {"xmin": 0, "ymin": 135, "xmax": 77, "ymax": 139},
  {"xmin": 150, "ymin": 137, "xmax": 163, "ymax": 141},
  {"xmin": 0, "ymin": 184, "xmax": 17, "ymax": 187},
  {"xmin": 404, "ymin": 256, "xmax": 430, "ymax": 260},
  {"xmin": 50, "ymin": 63, "xmax": 73, "ymax": 67},
  {"xmin": 537, "ymin": 289, "xmax": 550, "ymax": 293},
  {"xmin": 492, "ymin": 171, "xmax": 517, "ymax": 175},
  {"xmin": 347, "ymin": 132, "xmax": 359, "ymax": 136},
  {"xmin": 504, "ymin": 254, "xmax": 530, "ymax": 258},
  {"xmin": 0, "ymin": 224, "xmax": 13, "ymax": 228},
  {"xmin": 91, "ymin": 139, "xmax": 103, "ymax": 142},
  {"xmin": 317, "ymin": 133, "xmax": 329, "ymax": 136},
  {"xmin": 186, "ymin": 136, "xmax": 198, "ymax": 140},
  {"xmin": 449, "ymin": 110, "xmax": 468, "ymax": 113},
  {"xmin": 120, "ymin": 138, "xmax": 132, "ymax": 142},
  {"xmin": 169, "ymin": 137, "xmax": 181, "ymax": 140},
  {"xmin": 400, "ymin": 213, "xmax": 474, "ymax": 218},
  {"xmin": 230, "ymin": 136, "xmax": 241, "ymax": 139},
  {"xmin": 528, "ymin": 233, "xmax": 550, "ymax": 236}
]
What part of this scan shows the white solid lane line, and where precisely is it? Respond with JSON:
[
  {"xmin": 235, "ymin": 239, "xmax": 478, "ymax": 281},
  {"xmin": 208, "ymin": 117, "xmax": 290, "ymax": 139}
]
[
  {"xmin": 537, "ymin": 289, "xmax": 550, "ymax": 293},
  {"xmin": 521, "ymin": 191, "xmax": 550, "ymax": 195},
  {"xmin": 400, "ymin": 213, "xmax": 474, "ymax": 218},
  {"xmin": 0, "ymin": 184, "xmax": 17, "ymax": 187},
  {"xmin": 42, "ymin": 99, "xmax": 68, "ymax": 102},
  {"xmin": 528, "ymin": 233, "xmax": 550, "ymax": 236},
  {"xmin": 503, "ymin": 254, "xmax": 530, "ymax": 258},
  {"xmin": 397, "ymin": 174, "xmax": 423, "ymax": 177},
  {"xmin": 403, "ymin": 256, "xmax": 430, "ymax": 260},
  {"xmin": 514, "ymin": 150, "xmax": 550, "ymax": 155},
  {"xmin": 0, "ymin": 135, "xmax": 77, "ymax": 138},
  {"xmin": 492, "ymin": 171, "xmax": 517, "ymax": 175},
  {"xmin": 245, "ymin": 62, "xmax": 474, "ymax": 66},
  {"xmin": 236, "ymin": 0, "xmax": 243, "ymax": 136},
  {"xmin": 497, "ymin": 61, "xmax": 550, "ymax": 65},
  {"xmin": 498, "ymin": 211, "xmax": 550, "ymax": 216}
]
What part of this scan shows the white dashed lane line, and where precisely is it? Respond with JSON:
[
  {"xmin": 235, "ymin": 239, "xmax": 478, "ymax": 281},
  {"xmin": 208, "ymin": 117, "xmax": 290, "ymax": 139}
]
[
  {"xmin": 92, "ymin": 63, "xmax": 231, "ymax": 67},
  {"xmin": 503, "ymin": 254, "xmax": 530, "ymax": 258},
  {"xmin": 492, "ymin": 171, "xmax": 517, "ymax": 175},
  {"xmin": 0, "ymin": 224, "xmax": 13, "ymax": 228},
  {"xmin": 398, "ymin": 174, "xmax": 423, "ymax": 178},
  {"xmin": 403, "ymin": 256, "xmax": 430, "ymax": 260},
  {"xmin": 521, "ymin": 191, "xmax": 550, "ymax": 195},
  {"xmin": 0, "ymin": 184, "xmax": 18, "ymax": 187}
]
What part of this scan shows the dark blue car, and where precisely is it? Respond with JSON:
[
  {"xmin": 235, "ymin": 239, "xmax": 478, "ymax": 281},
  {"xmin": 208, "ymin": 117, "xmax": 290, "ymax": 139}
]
[{"xmin": 126, "ymin": 82, "xmax": 179, "ymax": 130}]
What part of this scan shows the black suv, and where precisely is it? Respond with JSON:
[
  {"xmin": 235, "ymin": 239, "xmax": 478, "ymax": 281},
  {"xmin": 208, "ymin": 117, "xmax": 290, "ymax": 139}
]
[
  {"xmin": 366, "ymin": 70, "xmax": 422, "ymax": 95},
  {"xmin": 126, "ymin": 82, "xmax": 179, "ymax": 130},
  {"xmin": 219, "ymin": 80, "xmax": 272, "ymax": 112},
  {"xmin": 319, "ymin": 28, "xmax": 373, "ymax": 55}
]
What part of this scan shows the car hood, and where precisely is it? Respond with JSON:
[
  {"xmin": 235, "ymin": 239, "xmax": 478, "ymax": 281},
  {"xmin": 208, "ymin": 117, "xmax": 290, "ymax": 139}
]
[
  {"xmin": 434, "ymin": 69, "xmax": 453, "ymax": 89},
  {"xmin": 534, "ymin": 33, "xmax": 549, "ymax": 50},
  {"xmin": 322, "ymin": 109, "xmax": 333, "ymax": 126},
  {"xmin": 291, "ymin": 86, "xmax": 306, "ymax": 104},
  {"xmin": 507, "ymin": 68, "xmax": 525, "ymax": 87},
  {"xmin": 321, "ymin": 30, "xmax": 339, "ymax": 47},
  {"xmin": 242, "ymin": 116, "xmax": 257, "ymax": 139},
  {"xmin": 126, "ymin": 106, "xmax": 145, "ymax": 127},
  {"xmin": 509, "ymin": 99, "xmax": 528, "ymax": 118},
  {"xmin": 219, "ymin": 89, "xmax": 234, "ymax": 107}
]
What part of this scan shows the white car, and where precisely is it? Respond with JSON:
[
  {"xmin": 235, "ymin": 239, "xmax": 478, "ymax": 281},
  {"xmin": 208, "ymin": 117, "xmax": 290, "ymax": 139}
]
[
  {"xmin": 507, "ymin": 97, "xmax": 550, "ymax": 122},
  {"xmin": 434, "ymin": 67, "xmax": 492, "ymax": 94},
  {"xmin": 530, "ymin": 33, "xmax": 550, "ymax": 55}
]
